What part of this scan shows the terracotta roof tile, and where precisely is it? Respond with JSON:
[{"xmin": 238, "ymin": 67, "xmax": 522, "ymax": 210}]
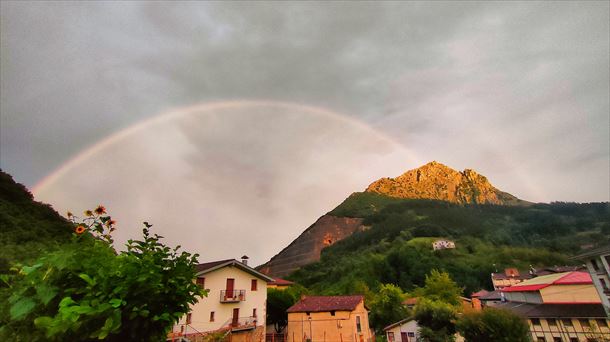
[
  {"xmin": 287, "ymin": 295, "xmax": 364, "ymax": 313},
  {"xmin": 269, "ymin": 277, "xmax": 294, "ymax": 286}
]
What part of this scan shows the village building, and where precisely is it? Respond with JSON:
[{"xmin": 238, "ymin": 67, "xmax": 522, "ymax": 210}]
[
  {"xmin": 432, "ymin": 239, "xmax": 455, "ymax": 250},
  {"xmin": 572, "ymin": 244, "xmax": 610, "ymax": 316},
  {"xmin": 170, "ymin": 257, "xmax": 274, "ymax": 342},
  {"xmin": 383, "ymin": 318, "xmax": 419, "ymax": 342},
  {"xmin": 268, "ymin": 277, "xmax": 295, "ymax": 290},
  {"xmin": 491, "ymin": 268, "xmax": 533, "ymax": 290},
  {"xmin": 286, "ymin": 295, "xmax": 373, "ymax": 342},
  {"xmin": 495, "ymin": 271, "xmax": 610, "ymax": 341}
]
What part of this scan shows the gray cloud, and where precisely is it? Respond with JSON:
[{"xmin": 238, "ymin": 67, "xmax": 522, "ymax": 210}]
[{"xmin": 1, "ymin": 1, "xmax": 608, "ymax": 205}]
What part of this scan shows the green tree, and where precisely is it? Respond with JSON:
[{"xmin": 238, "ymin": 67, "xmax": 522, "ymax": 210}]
[
  {"xmin": 267, "ymin": 289, "xmax": 295, "ymax": 333},
  {"xmin": 368, "ymin": 284, "xmax": 409, "ymax": 334},
  {"xmin": 412, "ymin": 270, "xmax": 462, "ymax": 342},
  {"xmin": 456, "ymin": 308, "xmax": 530, "ymax": 342},
  {"xmin": 1, "ymin": 208, "xmax": 205, "ymax": 341},
  {"xmin": 414, "ymin": 299, "xmax": 458, "ymax": 342},
  {"xmin": 413, "ymin": 269, "xmax": 462, "ymax": 306}
]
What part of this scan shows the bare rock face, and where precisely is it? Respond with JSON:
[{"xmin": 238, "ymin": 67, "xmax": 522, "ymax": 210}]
[
  {"xmin": 257, "ymin": 215, "xmax": 364, "ymax": 277},
  {"xmin": 365, "ymin": 161, "xmax": 527, "ymax": 205}
]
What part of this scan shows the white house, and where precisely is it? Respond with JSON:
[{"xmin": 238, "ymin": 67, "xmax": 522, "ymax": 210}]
[
  {"xmin": 383, "ymin": 318, "xmax": 419, "ymax": 342},
  {"xmin": 432, "ymin": 239, "xmax": 455, "ymax": 250},
  {"xmin": 171, "ymin": 257, "xmax": 274, "ymax": 342}
]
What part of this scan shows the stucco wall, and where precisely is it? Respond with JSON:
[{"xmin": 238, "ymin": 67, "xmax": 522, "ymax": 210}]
[
  {"xmin": 540, "ymin": 284, "xmax": 601, "ymax": 303},
  {"xmin": 174, "ymin": 265, "xmax": 268, "ymax": 334},
  {"xmin": 287, "ymin": 302, "xmax": 372, "ymax": 342},
  {"xmin": 385, "ymin": 320, "xmax": 419, "ymax": 342}
]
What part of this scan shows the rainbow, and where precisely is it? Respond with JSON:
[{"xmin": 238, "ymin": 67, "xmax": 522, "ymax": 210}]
[{"xmin": 33, "ymin": 100, "xmax": 422, "ymax": 194}]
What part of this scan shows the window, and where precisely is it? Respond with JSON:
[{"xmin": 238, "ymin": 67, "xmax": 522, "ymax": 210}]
[
  {"xmin": 580, "ymin": 319, "xmax": 590, "ymax": 328},
  {"xmin": 306, "ymin": 312, "xmax": 310, "ymax": 316},
  {"xmin": 196, "ymin": 277, "xmax": 205, "ymax": 289},
  {"xmin": 407, "ymin": 332, "xmax": 415, "ymax": 337},
  {"xmin": 531, "ymin": 318, "xmax": 541, "ymax": 326},
  {"xmin": 356, "ymin": 316, "xmax": 362, "ymax": 333},
  {"xmin": 253, "ymin": 308, "xmax": 257, "ymax": 317},
  {"xmin": 536, "ymin": 337, "xmax": 545, "ymax": 342},
  {"xmin": 592, "ymin": 259, "xmax": 600, "ymax": 271},
  {"xmin": 596, "ymin": 319, "xmax": 608, "ymax": 328},
  {"xmin": 210, "ymin": 311, "xmax": 215, "ymax": 322},
  {"xmin": 562, "ymin": 319, "xmax": 573, "ymax": 327},
  {"xmin": 186, "ymin": 313, "xmax": 192, "ymax": 324},
  {"xmin": 251, "ymin": 279, "xmax": 258, "ymax": 291},
  {"xmin": 330, "ymin": 311, "xmax": 335, "ymax": 316},
  {"xmin": 553, "ymin": 338, "xmax": 561, "ymax": 342},
  {"xmin": 387, "ymin": 332, "xmax": 394, "ymax": 342},
  {"xmin": 547, "ymin": 318, "xmax": 557, "ymax": 327},
  {"xmin": 600, "ymin": 278, "xmax": 609, "ymax": 290},
  {"xmin": 570, "ymin": 338, "xmax": 578, "ymax": 342}
]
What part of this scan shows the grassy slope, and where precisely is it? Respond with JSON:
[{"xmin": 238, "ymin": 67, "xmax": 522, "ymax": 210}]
[
  {"xmin": 0, "ymin": 170, "xmax": 72, "ymax": 273},
  {"xmin": 291, "ymin": 192, "xmax": 609, "ymax": 295}
]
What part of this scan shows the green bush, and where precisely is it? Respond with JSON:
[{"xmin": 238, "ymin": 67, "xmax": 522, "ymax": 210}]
[{"xmin": 1, "ymin": 209, "xmax": 204, "ymax": 341}]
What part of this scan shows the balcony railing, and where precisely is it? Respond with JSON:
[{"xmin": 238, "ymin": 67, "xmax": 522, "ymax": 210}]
[
  {"xmin": 230, "ymin": 316, "xmax": 257, "ymax": 331},
  {"xmin": 220, "ymin": 289, "xmax": 246, "ymax": 303}
]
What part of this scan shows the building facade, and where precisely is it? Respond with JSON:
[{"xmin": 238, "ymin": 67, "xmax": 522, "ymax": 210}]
[
  {"xmin": 171, "ymin": 258, "xmax": 274, "ymax": 341},
  {"xmin": 573, "ymin": 244, "xmax": 610, "ymax": 316},
  {"xmin": 384, "ymin": 319, "xmax": 419, "ymax": 342},
  {"xmin": 496, "ymin": 271, "xmax": 609, "ymax": 341},
  {"xmin": 286, "ymin": 295, "xmax": 373, "ymax": 342}
]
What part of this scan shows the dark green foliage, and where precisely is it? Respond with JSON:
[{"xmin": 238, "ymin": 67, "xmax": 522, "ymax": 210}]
[
  {"xmin": 0, "ymin": 170, "xmax": 73, "ymax": 273},
  {"xmin": 291, "ymin": 193, "xmax": 609, "ymax": 297},
  {"xmin": 368, "ymin": 284, "xmax": 409, "ymax": 334},
  {"xmin": 1, "ymin": 214, "xmax": 204, "ymax": 341},
  {"xmin": 456, "ymin": 308, "xmax": 530, "ymax": 342},
  {"xmin": 414, "ymin": 299, "xmax": 457, "ymax": 342},
  {"xmin": 266, "ymin": 284, "xmax": 308, "ymax": 333}
]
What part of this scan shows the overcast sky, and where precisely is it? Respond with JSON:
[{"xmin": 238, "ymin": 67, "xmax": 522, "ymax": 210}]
[{"xmin": 1, "ymin": 2, "xmax": 608, "ymax": 264}]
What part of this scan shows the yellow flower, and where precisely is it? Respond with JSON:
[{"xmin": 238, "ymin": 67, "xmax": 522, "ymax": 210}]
[
  {"xmin": 75, "ymin": 225, "xmax": 86, "ymax": 234},
  {"xmin": 84, "ymin": 210, "xmax": 93, "ymax": 217}
]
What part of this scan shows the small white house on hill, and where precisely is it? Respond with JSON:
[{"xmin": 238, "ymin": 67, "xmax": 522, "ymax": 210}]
[{"xmin": 432, "ymin": 239, "xmax": 455, "ymax": 250}]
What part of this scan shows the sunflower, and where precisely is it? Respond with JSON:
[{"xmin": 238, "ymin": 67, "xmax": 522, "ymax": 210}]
[
  {"xmin": 105, "ymin": 219, "xmax": 116, "ymax": 227},
  {"xmin": 84, "ymin": 210, "xmax": 93, "ymax": 217},
  {"xmin": 75, "ymin": 225, "xmax": 86, "ymax": 234},
  {"xmin": 94, "ymin": 205, "xmax": 106, "ymax": 215}
]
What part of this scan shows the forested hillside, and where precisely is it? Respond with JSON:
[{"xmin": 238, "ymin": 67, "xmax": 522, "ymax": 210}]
[
  {"xmin": 290, "ymin": 192, "xmax": 610, "ymax": 295},
  {"xmin": 0, "ymin": 170, "xmax": 72, "ymax": 273}
]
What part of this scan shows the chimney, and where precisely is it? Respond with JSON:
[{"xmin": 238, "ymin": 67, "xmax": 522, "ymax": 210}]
[{"xmin": 241, "ymin": 255, "xmax": 249, "ymax": 266}]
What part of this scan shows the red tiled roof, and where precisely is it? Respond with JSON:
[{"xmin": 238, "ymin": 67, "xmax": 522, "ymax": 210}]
[
  {"xmin": 195, "ymin": 259, "xmax": 234, "ymax": 273},
  {"xmin": 471, "ymin": 290, "xmax": 489, "ymax": 298},
  {"xmin": 269, "ymin": 277, "xmax": 294, "ymax": 286},
  {"xmin": 554, "ymin": 271, "xmax": 592, "ymax": 285},
  {"xmin": 502, "ymin": 284, "xmax": 548, "ymax": 292},
  {"xmin": 195, "ymin": 259, "xmax": 274, "ymax": 282},
  {"xmin": 402, "ymin": 298, "xmax": 418, "ymax": 305},
  {"xmin": 501, "ymin": 271, "xmax": 592, "ymax": 292},
  {"xmin": 287, "ymin": 295, "xmax": 364, "ymax": 313}
]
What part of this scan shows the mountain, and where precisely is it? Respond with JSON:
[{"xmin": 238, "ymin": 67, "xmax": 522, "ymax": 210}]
[
  {"xmin": 258, "ymin": 162, "xmax": 609, "ymax": 295},
  {"xmin": 365, "ymin": 161, "xmax": 528, "ymax": 205},
  {"xmin": 0, "ymin": 170, "xmax": 73, "ymax": 273},
  {"xmin": 258, "ymin": 162, "xmax": 529, "ymax": 276}
]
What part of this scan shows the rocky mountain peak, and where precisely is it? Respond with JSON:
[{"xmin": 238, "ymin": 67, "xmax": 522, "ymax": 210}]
[{"xmin": 365, "ymin": 162, "xmax": 527, "ymax": 205}]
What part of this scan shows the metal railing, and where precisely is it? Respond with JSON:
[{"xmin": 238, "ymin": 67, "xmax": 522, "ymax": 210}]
[
  {"xmin": 229, "ymin": 316, "xmax": 257, "ymax": 330},
  {"xmin": 220, "ymin": 289, "xmax": 246, "ymax": 302}
]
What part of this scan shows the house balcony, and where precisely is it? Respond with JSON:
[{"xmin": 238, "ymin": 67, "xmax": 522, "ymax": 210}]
[
  {"xmin": 230, "ymin": 316, "xmax": 257, "ymax": 331},
  {"xmin": 220, "ymin": 289, "xmax": 246, "ymax": 303}
]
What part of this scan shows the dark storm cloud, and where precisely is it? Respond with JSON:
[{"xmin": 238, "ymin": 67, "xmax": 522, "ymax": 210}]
[{"xmin": 1, "ymin": 1, "xmax": 608, "ymax": 201}]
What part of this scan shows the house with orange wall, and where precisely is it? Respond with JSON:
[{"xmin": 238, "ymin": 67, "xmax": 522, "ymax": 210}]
[{"xmin": 286, "ymin": 295, "xmax": 373, "ymax": 342}]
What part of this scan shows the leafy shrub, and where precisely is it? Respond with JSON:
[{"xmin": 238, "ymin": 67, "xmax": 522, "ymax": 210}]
[{"xmin": 1, "ymin": 208, "xmax": 204, "ymax": 341}]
